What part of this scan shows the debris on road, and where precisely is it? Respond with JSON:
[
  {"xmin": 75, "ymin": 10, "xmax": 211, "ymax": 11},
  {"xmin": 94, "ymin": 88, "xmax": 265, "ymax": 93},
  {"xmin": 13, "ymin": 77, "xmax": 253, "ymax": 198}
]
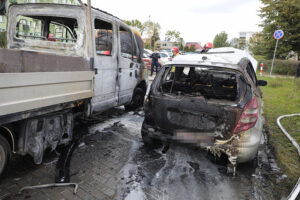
[{"xmin": 19, "ymin": 183, "xmax": 79, "ymax": 195}]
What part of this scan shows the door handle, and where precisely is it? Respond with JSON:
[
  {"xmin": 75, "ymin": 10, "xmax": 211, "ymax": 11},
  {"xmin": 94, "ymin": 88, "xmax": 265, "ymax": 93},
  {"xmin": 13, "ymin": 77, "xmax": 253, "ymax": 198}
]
[
  {"xmin": 130, "ymin": 72, "xmax": 132, "ymax": 77},
  {"xmin": 119, "ymin": 68, "xmax": 122, "ymax": 73},
  {"xmin": 130, "ymin": 63, "xmax": 134, "ymax": 68}
]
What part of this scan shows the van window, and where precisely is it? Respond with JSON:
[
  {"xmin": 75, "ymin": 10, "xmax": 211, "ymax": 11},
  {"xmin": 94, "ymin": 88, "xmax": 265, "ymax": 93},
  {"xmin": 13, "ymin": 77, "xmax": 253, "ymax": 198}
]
[
  {"xmin": 94, "ymin": 19, "xmax": 113, "ymax": 56},
  {"xmin": 15, "ymin": 15, "xmax": 77, "ymax": 43},
  {"xmin": 120, "ymin": 27, "xmax": 133, "ymax": 59}
]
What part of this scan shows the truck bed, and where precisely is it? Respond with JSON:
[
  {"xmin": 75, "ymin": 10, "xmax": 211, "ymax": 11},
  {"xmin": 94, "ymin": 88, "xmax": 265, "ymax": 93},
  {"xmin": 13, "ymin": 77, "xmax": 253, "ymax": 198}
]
[{"xmin": 0, "ymin": 49, "xmax": 94, "ymax": 117}]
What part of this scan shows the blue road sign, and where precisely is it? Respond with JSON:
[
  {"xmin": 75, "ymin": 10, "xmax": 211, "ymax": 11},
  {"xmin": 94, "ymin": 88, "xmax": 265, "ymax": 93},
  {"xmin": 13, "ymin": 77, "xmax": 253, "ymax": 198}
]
[{"xmin": 274, "ymin": 30, "xmax": 284, "ymax": 40}]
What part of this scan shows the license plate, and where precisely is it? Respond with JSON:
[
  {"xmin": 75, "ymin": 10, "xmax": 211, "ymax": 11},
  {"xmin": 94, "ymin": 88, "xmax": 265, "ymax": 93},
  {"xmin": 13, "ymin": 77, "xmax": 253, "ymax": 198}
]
[{"xmin": 175, "ymin": 131, "xmax": 214, "ymax": 146}]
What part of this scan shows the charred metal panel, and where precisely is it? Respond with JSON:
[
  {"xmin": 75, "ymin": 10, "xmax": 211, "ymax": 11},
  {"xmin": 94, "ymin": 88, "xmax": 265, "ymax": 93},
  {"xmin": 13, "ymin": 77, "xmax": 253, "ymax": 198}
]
[
  {"xmin": 18, "ymin": 112, "xmax": 73, "ymax": 164},
  {"xmin": 0, "ymin": 49, "xmax": 90, "ymax": 73},
  {"xmin": 7, "ymin": 4, "xmax": 87, "ymax": 58}
]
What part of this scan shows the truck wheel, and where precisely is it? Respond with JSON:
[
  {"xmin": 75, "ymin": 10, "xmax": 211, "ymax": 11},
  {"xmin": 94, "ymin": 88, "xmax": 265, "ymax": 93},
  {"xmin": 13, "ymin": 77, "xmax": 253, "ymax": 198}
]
[
  {"xmin": 0, "ymin": 135, "xmax": 10, "ymax": 175},
  {"xmin": 125, "ymin": 88, "xmax": 144, "ymax": 111}
]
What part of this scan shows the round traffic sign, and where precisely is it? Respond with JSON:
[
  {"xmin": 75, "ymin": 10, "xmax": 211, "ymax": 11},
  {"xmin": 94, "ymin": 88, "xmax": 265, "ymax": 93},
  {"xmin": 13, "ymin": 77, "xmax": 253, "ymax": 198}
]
[{"xmin": 274, "ymin": 30, "xmax": 284, "ymax": 40}]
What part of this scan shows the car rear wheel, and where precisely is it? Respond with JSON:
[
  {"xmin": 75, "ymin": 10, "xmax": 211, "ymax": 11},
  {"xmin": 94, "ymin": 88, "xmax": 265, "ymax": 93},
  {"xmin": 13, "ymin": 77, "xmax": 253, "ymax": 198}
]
[
  {"xmin": 125, "ymin": 88, "xmax": 145, "ymax": 111},
  {"xmin": 0, "ymin": 135, "xmax": 10, "ymax": 176}
]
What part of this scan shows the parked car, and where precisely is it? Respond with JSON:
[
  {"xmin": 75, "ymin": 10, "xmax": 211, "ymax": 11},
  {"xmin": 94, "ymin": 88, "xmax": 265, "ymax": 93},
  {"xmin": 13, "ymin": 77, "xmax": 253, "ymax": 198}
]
[
  {"xmin": 144, "ymin": 49, "xmax": 153, "ymax": 57},
  {"xmin": 143, "ymin": 54, "xmax": 152, "ymax": 70},
  {"xmin": 141, "ymin": 54, "xmax": 267, "ymax": 173},
  {"xmin": 158, "ymin": 52, "xmax": 172, "ymax": 65}
]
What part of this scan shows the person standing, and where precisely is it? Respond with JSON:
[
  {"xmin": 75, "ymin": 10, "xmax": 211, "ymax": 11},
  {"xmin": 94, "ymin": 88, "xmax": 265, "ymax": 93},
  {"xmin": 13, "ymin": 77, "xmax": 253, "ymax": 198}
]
[
  {"xmin": 171, "ymin": 46, "xmax": 179, "ymax": 58},
  {"xmin": 150, "ymin": 49, "xmax": 161, "ymax": 76}
]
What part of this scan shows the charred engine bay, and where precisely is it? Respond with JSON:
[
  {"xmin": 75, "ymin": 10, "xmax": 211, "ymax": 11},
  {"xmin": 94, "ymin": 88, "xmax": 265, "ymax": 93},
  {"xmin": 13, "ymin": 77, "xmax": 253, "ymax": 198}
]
[{"xmin": 0, "ymin": 108, "xmax": 286, "ymax": 200}]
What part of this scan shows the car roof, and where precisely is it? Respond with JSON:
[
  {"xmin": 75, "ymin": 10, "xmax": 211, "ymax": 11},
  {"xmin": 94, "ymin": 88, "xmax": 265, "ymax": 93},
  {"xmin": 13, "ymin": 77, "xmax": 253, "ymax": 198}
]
[{"xmin": 166, "ymin": 53, "xmax": 250, "ymax": 71}]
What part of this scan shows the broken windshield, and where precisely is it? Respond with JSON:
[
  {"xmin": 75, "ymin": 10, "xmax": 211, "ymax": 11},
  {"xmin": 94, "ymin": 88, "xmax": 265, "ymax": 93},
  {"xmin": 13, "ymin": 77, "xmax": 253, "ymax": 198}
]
[{"xmin": 160, "ymin": 65, "xmax": 239, "ymax": 101}]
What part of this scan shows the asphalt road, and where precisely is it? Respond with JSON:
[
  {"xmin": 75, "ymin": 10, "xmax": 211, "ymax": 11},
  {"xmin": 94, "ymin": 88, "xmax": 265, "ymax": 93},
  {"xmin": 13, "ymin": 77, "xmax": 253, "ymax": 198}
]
[{"xmin": 0, "ymin": 107, "xmax": 286, "ymax": 200}]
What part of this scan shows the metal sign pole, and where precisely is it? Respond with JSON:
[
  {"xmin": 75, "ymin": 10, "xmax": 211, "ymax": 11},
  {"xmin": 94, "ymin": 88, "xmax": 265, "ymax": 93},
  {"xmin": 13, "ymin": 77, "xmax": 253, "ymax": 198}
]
[{"xmin": 270, "ymin": 39, "xmax": 279, "ymax": 76}]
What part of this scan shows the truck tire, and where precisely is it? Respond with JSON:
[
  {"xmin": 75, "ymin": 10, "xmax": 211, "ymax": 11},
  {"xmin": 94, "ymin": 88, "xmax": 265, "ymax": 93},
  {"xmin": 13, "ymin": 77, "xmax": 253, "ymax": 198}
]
[
  {"xmin": 125, "ymin": 88, "xmax": 144, "ymax": 111},
  {"xmin": 0, "ymin": 135, "xmax": 10, "ymax": 175}
]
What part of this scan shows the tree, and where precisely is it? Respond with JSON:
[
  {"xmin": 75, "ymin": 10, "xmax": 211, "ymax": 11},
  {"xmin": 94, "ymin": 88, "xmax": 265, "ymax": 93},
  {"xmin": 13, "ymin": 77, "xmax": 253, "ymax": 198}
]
[
  {"xmin": 151, "ymin": 28, "xmax": 160, "ymax": 49},
  {"xmin": 123, "ymin": 19, "xmax": 145, "ymax": 36},
  {"xmin": 230, "ymin": 38, "xmax": 239, "ymax": 48},
  {"xmin": 213, "ymin": 31, "xmax": 230, "ymax": 48},
  {"xmin": 143, "ymin": 20, "xmax": 161, "ymax": 38},
  {"xmin": 189, "ymin": 45, "xmax": 196, "ymax": 52},
  {"xmin": 259, "ymin": 0, "xmax": 300, "ymax": 59},
  {"xmin": 248, "ymin": 32, "xmax": 265, "ymax": 55},
  {"xmin": 165, "ymin": 30, "xmax": 180, "ymax": 42},
  {"xmin": 184, "ymin": 45, "xmax": 189, "ymax": 52}
]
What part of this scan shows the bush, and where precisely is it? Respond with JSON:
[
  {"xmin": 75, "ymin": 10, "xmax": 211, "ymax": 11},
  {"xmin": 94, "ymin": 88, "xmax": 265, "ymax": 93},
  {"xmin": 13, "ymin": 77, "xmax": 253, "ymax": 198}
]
[
  {"xmin": 257, "ymin": 59, "xmax": 299, "ymax": 76},
  {"xmin": 0, "ymin": 31, "xmax": 6, "ymax": 48}
]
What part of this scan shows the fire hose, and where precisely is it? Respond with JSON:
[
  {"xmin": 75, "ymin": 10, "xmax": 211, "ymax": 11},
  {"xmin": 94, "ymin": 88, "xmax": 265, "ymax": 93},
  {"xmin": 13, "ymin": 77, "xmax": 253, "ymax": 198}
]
[{"xmin": 277, "ymin": 114, "xmax": 300, "ymax": 200}]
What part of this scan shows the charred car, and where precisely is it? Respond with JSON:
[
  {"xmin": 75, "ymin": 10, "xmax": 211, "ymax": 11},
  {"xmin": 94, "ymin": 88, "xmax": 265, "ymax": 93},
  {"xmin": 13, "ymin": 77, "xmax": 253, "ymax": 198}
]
[{"xmin": 142, "ymin": 54, "xmax": 267, "ymax": 172}]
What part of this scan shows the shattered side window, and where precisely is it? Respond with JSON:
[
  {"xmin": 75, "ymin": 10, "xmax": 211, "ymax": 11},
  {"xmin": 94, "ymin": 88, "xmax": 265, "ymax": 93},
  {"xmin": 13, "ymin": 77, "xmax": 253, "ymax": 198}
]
[
  {"xmin": 15, "ymin": 15, "xmax": 77, "ymax": 43},
  {"xmin": 49, "ymin": 22, "xmax": 77, "ymax": 43},
  {"xmin": 94, "ymin": 19, "xmax": 113, "ymax": 56},
  {"xmin": 120, "ymin": 27, "xmax": 133, "ymax": 59},
  {"xmin": 246, "ymin": 64, "xmax": 257, "ymax": 85},
  {"xmin": 160, "ymin": 66, "xmax": 238, "ymax": 101},
  {"xmin": 16, "ymin": 16, "xmax": 43, "ymax": 40}
]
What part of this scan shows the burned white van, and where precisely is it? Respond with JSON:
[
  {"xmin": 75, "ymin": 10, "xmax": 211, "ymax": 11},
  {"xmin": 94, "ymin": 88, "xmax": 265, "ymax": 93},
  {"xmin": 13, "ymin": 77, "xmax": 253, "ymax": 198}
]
[{"xmin": 0, "ymin": 3, "xmax": 147, "ymax": 175}]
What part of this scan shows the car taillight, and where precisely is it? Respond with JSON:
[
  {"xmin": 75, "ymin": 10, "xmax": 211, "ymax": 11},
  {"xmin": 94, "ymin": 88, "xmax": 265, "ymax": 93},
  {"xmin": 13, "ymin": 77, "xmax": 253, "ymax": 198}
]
[
  {"xmin": 234, "ymin": 97, "xmax": 259, "ymax": 134},
  {"xmin": 168, "ymin": 57, "xmax": 172, "ymax": 61}
]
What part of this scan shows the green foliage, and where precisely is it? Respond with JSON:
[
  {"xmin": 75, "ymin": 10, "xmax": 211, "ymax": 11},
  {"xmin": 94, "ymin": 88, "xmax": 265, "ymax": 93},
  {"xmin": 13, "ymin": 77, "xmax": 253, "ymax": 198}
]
[
  {"xmin": 0, "ymin": 31, "xmax": 6, "ymax": 48},
  {"xmin": 260, "ymin": 76, "xmax": 300, "ymax": 197},
  {"xmin": 183, "ymin": 45, "xmax": 189, "ymax": 52},
  {"xmin": 165, "ymin": 30, "xmax": 180, "ymax": 42},
  {"xmin": 189, "ymin": 45, "xmax": 196, "ymax": 52},
  {"xmin": 259, "ymin": 0, "xmax": 300, "ymax": 59},
  {"xmin": 151, "ymin": 28, "xmax": 160, "ymax": 49},
  {"xmin": 257, "ymin": 59, "xmax": 299, "ymax": 76},
  {"xmin": 123, "ymin": 19, "xmax": 145, "ymax": 36},
  {"xmin": 213, "ymin": 31, "xmax": 230, "ymax": 48},
  {"xmin": 249, "ymin": 32, "xmax": 265, "ymax": 55}
]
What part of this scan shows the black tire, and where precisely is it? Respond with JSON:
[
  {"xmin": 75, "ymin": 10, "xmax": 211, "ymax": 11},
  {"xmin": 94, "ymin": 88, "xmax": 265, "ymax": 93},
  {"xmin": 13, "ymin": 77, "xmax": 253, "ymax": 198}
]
[
  {"xmin": 141, "ymin": 126, "xmax": 162, "ymax": 148},
  {"xmin": 125, "ymin": 88, "xmax": 145, "ymax": 111},
  {"xmin": 0, "ymin": 135, "xmax": 10, "ymax": 176}
]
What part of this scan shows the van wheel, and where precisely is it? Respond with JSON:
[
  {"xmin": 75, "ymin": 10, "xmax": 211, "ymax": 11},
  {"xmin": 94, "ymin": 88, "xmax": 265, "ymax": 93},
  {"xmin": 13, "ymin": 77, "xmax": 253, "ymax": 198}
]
[
  {"xmin": 0, "ymin": 135, "xmax": 10, "ymax": 176},
  {"xmin": 125, "ymin": 88, "xmax": 144, "ymax": 111}
]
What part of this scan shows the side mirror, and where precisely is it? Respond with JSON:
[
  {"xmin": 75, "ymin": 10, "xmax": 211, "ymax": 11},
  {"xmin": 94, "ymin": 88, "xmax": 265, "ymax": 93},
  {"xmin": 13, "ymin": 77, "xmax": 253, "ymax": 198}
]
[{"xmin": 257, "ymin": 80, "xmax": 268, "ymax": 86}]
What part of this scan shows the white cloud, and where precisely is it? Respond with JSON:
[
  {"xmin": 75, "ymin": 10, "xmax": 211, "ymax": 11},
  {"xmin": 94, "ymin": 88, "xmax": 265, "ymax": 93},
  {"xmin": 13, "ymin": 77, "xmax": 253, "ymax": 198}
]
[{"xmin": 84, "ymin": 0, "xmax": 262, "ymax": 44}]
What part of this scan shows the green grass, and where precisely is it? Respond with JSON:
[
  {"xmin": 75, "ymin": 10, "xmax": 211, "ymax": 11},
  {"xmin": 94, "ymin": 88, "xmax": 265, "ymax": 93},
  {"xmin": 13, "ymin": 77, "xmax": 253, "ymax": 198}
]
[
  {"xmin": 254, "ymin": 55, "xmax": 267, "ymax": 61},
  {"xmin": 260, "ymin": 75, "xmax": 300, "ymax": 196}
]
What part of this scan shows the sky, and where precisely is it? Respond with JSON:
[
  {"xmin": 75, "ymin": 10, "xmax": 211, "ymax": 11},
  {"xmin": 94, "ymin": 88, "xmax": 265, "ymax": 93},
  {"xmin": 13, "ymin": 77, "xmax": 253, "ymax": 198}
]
[{"xmin": 83, "ymin": 0, "xmax": 263, "ymax": 45}]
